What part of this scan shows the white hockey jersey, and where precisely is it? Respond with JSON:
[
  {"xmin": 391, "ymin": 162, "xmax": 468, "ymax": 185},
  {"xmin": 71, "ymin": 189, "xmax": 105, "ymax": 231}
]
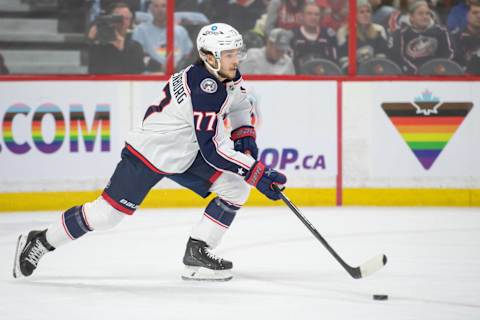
[{"xmin": 126, "ymin": 63, "xmax": 256, "ymax": 176}]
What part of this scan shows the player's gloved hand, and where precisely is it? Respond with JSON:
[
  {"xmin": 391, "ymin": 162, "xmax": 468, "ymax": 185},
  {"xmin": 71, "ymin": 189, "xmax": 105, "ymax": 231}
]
[
  {"xmin": 231, "ymin": 126, "xmax": 258, "ymax": 160},
  {"xmin": 245, "ymin": 161, "xmax": 287, "ymax": 200}
]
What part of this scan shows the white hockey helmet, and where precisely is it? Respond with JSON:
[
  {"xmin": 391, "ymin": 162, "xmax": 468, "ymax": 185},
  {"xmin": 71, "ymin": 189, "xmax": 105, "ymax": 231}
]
[{"xmin": 196, "ymin": 23, "xmax": 245, "ymax": 61}]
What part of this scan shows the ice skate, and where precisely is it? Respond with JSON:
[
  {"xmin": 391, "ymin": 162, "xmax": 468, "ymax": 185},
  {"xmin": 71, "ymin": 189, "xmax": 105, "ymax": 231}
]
[
  {"xmin": 13, "ymin": 230, "xmax": 55, "ymax": 278},
  {"xmin": 182, "ymin": 237, "xmax": 233, "ymax": 281}
]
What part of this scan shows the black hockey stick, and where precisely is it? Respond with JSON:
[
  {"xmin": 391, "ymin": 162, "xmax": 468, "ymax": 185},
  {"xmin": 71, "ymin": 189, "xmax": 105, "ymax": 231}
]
[{"xmin": 273, "ymin": 185, "xmax": 387, "ymax": 279}]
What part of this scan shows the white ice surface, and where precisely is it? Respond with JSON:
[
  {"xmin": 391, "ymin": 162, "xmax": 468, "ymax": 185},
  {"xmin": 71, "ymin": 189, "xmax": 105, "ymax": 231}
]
[{"xmin": 1, "ymin": 206, "xmax": 479, "ymax": 320}]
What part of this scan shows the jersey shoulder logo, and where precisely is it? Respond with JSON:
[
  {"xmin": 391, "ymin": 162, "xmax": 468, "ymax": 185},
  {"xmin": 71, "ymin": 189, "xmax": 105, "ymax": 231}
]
[{"xmin": 200, "ymin": 78, "xmax": 218, "ymax": 93}]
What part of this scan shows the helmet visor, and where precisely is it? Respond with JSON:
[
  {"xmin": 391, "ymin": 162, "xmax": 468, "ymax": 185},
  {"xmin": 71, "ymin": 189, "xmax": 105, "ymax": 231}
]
[{"xmin": 221, "ymin": 45, "xmax": 247, "ymax": 62}]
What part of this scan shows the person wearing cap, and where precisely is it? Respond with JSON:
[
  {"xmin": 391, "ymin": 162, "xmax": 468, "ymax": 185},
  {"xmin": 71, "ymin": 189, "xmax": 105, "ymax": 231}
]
[
  {"xmin": 388, "ymin": 0, "xmax": 454, "ymax": 74},
  {"xmin": 337, "ymin": 0, "xmax": 389, "ymax": 70},
  {"xmin": 240, "ymin": 28, "xmax": 296, "ymax": 74},
  {"xmin": 452, "ymin": 0, "xmax": 480, "ymax": 74},
  {"xmin": 290, "ymin": 1, "xmax": 339, "ymax": 74}
]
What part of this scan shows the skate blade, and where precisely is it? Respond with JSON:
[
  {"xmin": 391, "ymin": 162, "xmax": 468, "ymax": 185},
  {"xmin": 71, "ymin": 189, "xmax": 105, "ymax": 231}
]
[
  {"xmin": 13, "ymin": 234, "xmax": 27, "ymax": 279},
  {"xmin": 181, "ymin": 266, "xmax": 233, "ymax": 282}
]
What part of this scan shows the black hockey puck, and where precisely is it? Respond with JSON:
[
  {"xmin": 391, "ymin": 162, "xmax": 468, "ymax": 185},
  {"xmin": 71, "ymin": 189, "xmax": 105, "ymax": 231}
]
[{"xmin": 373, "ymin": 294, "xmax": 388, "ymax": 300}]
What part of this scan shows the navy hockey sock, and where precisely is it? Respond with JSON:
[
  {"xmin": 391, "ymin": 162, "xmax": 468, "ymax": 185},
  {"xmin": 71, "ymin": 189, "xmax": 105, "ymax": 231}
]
[
  {"xmin": 203, "ymin": 197, "xmax": 239, "ymax": 228},
  {"xmin": 62, "ymin": 205, "xmax": 92, "ymax": 240}
]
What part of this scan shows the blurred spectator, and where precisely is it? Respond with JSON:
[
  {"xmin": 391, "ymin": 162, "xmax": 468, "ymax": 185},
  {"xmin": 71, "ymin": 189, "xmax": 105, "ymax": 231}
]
[
  {"xmin": 242, "ymin": 29, "xmax": 266, "ymax": 50},
  {"xmin": 133, "ymin": 0, "xmax": 193, "ymax": 72},
  {"xmin": 321, "ymin": 0, "xmax": 349, "ymax": 31},
  {"xmin": 337, "ymin": 0, "xmax": 388, "ymax": 69},
  {"xmin": 264, "ymin": 0, "xmax": 305, "ymax": 35},
  {"xmin": 388, "ymin": 0, "xmax": 453, "ymax": 74},
  {"xmin": 202, "ymin": 1, "xmax": 240, "ymax": 28},
  {"xmin": 194, "ymin": 0, "xmax": 228, "ymax": 24},
  {"xmin": 387, "ymin": 0, "xmax": 414, "ymax": 33},
  {"xmin": 0, "ymin": 53, "xmax": 9, "ymax": 74},
  {"xmin": 240, "ymin": 28, "xmax": 296, "ymax": 74},
  {"xmin": 447, "ymin": 0, "xmax": 480, "ymax": 32},
  {"xmin": 229, "ymin": 0, "xmax": 269, "ymax": 34},
  {"xmin": 244, "ymin": 2, "xmax": 272, "ymax": 41},
  {"xmin": 90, "ymin": 0, "xmax": 102, "ymax": 23},
  {"xmin": 452, "ymin": 0, "xmax": 480, "ymax": 74},
  {"xmin": 196, "ymin": 0, "xmax": 267, "ymax": 34},
  {"xmin": 101, "ymin": 0, "xmax": 141, "ymax": 12},
  {"xmin": 176, "ymin": 0, "xmax": 201, "ymax": 11},
  {"xmin": 139, "ymin": 0, "xmax": 151, "ymax": 11},
  {"xmin": 87, "ymin": 2, "xmax": 145, "ymax": 74},
  {"xmin": 134, "ymin": 10, "xmax": 210, "ymax": 26},
  {"xmin": 175, "ymin": 12, "xmax": 210, "ymax": 26},
  {"xmin": 387, "ymin": 0, "xmax": 441, "ymax": 33},
  {"xmin": 291, "ymin": 1, "xmax": 339, "ymax": 72},
  {"xmin": 89, "ymin": 0, "xmax": 142, "ymax": 23},
  {"xmin": 370, "ymin": 0, "xmax": 396, "ymax": 29},
  {"xmin": 241, "ymin": 7, "xmax": 271, "ymax": 52}
]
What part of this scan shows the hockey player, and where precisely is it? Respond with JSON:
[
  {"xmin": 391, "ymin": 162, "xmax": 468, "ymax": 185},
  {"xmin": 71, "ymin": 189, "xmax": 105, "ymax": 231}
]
[{"xmin": 13, "ymin": 23, "xmax": 287, "ymax": 282}]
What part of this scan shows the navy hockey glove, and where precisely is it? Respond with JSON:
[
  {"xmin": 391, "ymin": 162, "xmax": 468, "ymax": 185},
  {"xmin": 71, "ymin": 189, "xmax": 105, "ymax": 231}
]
[
  {"xmin": 245, "ymin": 161, "xmax": 287, "ymax": 201},
  {"xmin": 231, "ymin": 126, "xmax": 258, "ymax": 160}
]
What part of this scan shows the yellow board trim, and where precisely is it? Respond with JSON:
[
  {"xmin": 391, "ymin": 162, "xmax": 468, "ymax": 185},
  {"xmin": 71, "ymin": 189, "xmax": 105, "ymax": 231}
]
[
  {"xmin": 0, "ymin": 188, "xmax": 478, "ymax": 212},
  {"xmin": 0, "ymin": 188, "xmax": 336, "ymax": 212},
  {"xmin": 343, "ymin": 188, "xmax": 480, "ymax": 207}
]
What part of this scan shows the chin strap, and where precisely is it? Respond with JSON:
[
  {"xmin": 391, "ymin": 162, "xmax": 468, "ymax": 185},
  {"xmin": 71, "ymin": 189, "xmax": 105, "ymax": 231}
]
[{"xmin": 203, "ymin": 57, "xmax": 223, "ymax": 80}]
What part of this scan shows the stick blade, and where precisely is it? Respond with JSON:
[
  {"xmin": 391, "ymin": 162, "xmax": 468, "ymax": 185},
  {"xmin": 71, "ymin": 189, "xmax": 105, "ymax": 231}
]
[{"xmin": 359, "ymin": 254, "xmax": 387, "ymax": 278}]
